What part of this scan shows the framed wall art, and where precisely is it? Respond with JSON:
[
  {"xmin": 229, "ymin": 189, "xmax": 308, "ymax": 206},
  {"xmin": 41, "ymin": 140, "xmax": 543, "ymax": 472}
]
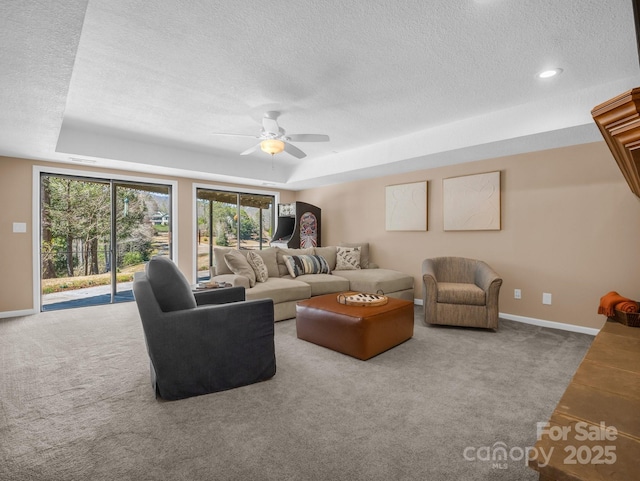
[
  {"xmin": 443, "ymin": 171, "xmax": 500, "ymax": 231},
  {"xmin": 385, "ymin": 181, "xmax": 427, "ymax": 231}
]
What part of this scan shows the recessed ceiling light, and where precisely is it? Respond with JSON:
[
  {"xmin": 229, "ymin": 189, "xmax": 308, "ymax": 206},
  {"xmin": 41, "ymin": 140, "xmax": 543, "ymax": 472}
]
[{"xmin": 537, "ymin": 68, "xmax": 563, "ymax": 79}]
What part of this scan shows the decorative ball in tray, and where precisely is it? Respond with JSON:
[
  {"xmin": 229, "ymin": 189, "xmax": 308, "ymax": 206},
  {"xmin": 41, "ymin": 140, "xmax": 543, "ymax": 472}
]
[{"xmin": 337, "ymin": 291, "xmax": 388, "ymax": 307}]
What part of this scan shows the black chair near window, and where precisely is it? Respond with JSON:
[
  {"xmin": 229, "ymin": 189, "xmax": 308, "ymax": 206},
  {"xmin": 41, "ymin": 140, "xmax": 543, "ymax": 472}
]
[{"xmin": 132, "ymin": 256, "xmax": 276, "ymax": 400}]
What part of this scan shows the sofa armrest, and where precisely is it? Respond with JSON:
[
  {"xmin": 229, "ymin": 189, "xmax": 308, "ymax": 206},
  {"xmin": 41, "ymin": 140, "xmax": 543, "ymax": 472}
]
[
  {"xmin": 422, "ymin": 258, "xmax": 437, "ymax": 284},
  {"xmin": 211, "ymin": 273, "xmax": 251, "ymax": 289},
  {"xmin": 194, "ymin": 286, "xmax": 245, "ymax": 305},
  {"xmin": 421, "ymin": 259, "xmax": 438, "ymax": 324},
  {"xmin": 474, "ymin": 262, "xmax": 502, "ymax": 321},
  {"xmin": 474, "ymin": 262, "xmax": 502, "ymax": 292}
]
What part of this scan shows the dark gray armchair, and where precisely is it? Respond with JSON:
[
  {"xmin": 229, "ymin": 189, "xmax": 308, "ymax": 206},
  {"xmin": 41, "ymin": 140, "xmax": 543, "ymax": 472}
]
[{"xmin": 132, "ymin": 256, "xmax": 276, "ymax": 400}]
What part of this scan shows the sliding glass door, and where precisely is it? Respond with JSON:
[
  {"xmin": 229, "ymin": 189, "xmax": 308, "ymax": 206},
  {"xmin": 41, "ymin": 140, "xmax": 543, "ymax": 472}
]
[
  {"xmin": 113, "ymin": 181, "xmax": 172, "ymax": 298},
  {"xmin": 196, "ymin": 188, "xmax": 274, "ymax": 282},
  {"xmin": 40, "ymin": 174, "xmax": 172, "ymax": 311}
]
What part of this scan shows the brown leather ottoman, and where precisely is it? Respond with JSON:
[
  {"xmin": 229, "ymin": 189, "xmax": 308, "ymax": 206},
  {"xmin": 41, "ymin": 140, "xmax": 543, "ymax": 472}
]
[{"xmin": 296, "ymin": 293, "xmax": 414, "ymax": 360}]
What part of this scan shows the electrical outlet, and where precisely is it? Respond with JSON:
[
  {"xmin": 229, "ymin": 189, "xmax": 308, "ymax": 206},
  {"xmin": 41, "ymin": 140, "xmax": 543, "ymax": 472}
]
[
  {"xmin": 514, "ymin": 289, "xmax": 521, "ymax": 299},
  {"xmin": 542, "ymin": 293, "xmax": 552, "ymax": 305}
]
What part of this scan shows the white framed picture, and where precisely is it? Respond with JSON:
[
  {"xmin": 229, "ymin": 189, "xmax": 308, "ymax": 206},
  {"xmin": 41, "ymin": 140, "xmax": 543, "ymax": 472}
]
[
  {"xmin": 443, "ymin": 171, "xmax": 500, "ymax": 231},
  {"xmin": 385, "ymin": 181, "xmax": 427, "ymax": 231}
]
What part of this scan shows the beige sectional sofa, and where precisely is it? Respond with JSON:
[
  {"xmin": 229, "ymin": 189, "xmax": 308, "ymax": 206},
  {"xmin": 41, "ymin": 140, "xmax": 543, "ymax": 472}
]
[{"xmin": 210, "ymin": 244, "xmax": 414, "ymax": 321}]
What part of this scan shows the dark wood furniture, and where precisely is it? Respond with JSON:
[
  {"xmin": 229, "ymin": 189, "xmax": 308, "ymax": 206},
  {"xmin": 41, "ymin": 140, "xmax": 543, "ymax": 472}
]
[
  {"xmin": 528, "ymin": 320, "xmax": 640, "ymax": 480},
  {"xmin": 592, "ymin": 88, "xmax": 640, "ymax": 198}
]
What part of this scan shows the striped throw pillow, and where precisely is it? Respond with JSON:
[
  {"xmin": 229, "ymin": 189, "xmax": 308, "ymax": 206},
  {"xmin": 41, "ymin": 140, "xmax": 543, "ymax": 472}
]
[{"xmin": 282, "ymin": 254, "xmax": 331, "ymax": 278}]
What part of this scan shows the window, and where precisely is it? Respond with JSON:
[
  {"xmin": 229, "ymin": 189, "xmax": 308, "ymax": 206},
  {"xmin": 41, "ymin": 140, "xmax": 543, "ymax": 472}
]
[
  {"xmin": 40, "ymin": 173, "xmax": 172, "ymax": 310},
  {"xmin": 196, "ymin": 188, "xmax": 275, "ymax": 281}
]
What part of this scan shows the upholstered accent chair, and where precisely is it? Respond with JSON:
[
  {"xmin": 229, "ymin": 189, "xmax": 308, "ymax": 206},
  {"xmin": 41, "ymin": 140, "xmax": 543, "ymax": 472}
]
[
  {"xmin": 132, "ymin": 256, "xmax": 276, "ymax": 400},
  {"xmin": 422, "ymin": 257, "xmax": 502, "ymax": 329}
]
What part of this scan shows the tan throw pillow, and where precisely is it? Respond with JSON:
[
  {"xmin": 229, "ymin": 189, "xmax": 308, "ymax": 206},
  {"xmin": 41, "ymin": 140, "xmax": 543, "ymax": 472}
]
[
  {"xmin": 224, "ymin": 250, "xmax": 256, "ymax": 287},
  {"xmin": 336, "ymin": 246, "xmax": 361, "ymax": 270},
  {"xmin": 247, "ymin": 251, "xmax": 268, "ymax": 283},
  {"xmin": 213, "ymin": 247, "xmax": 238, "ymax": 275}
]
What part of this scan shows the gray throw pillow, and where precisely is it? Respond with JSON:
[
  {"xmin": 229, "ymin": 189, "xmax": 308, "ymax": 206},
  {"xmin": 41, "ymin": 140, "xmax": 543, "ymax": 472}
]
[
  {"xmin": 213, "ymin": 247, "xmax": 238, "ymax": 275},
  {"xmin": 145, "ymin": 256, "xmax": 197, "ymax": 312},
  {"xmin": 224, "ymin": 250, "xmax": 257, "ymax": 287}
]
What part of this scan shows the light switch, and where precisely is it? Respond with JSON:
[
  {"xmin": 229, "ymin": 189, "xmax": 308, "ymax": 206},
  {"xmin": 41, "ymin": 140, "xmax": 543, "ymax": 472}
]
[{"xmin": 13, "ymin": 222, "xmax": 27, "ymax": 233}]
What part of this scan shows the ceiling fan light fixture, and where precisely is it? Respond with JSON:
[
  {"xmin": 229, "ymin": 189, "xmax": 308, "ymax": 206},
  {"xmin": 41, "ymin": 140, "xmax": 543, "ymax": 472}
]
[{"xmin": 260, "ymin": 139, "xmax": 285, "ymax": 156}]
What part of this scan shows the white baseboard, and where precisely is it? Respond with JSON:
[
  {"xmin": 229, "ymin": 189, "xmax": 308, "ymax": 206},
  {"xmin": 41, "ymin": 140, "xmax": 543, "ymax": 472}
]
[
  {"xmin": 0, "ymin": 308, "xmax": 37, "ymax": 319},
  {"xmin": 413, "ymin": 302, "xmax": 599, "ymax": 335},
  {"xmin": 499, "ymin": 312, "xmax": 599, "ymax": 336}
]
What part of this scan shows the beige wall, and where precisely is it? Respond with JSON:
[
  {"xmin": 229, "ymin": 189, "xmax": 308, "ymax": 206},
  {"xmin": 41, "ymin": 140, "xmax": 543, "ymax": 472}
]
[
  {"xmin": 0, "ymin": 156, "xmax": 295, "ymax": 314},
  {"xmin": 2, "ymin": 142, "xmax": 639, "ymax": 329},
  {"xmin": 296, "ymin": 142, "xmax": 640, "ymax": 330}
]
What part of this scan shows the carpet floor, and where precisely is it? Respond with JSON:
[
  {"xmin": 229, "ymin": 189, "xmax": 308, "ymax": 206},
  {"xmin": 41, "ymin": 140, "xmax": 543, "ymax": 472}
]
[{"xmin": 0, "ymin": 302, "xmax": 593, "ymax": 480}]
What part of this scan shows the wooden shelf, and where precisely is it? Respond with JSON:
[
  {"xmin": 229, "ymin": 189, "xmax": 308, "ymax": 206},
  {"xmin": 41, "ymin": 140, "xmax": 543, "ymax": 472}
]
[{"xmin": 528, "ymin": 321, "xmax": 640, "ymax": 480}]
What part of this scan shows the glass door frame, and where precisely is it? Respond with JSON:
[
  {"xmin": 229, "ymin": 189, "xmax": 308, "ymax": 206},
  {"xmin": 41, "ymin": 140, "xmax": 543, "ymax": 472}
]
[
  {"xmin": 192, "ymin": 183, "xmax": 279, "ymax": 282},
  {"xmin": 33, "ymin": 165, "xmax": 178, "ymax": 312},
  {"xmin": 112, "ymin": 180, "xmax": 173, "ymax": 301}
]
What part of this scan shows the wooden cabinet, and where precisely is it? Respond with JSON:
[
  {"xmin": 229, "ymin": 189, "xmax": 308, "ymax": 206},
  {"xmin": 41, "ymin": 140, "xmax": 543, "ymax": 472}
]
[
  {"xmin": 528, "ymin": 321, "xmax": 640, "ymax": 480},
  {"xmin": 592, "ymin": 88, "xmax": 640, "ymax": 198}
]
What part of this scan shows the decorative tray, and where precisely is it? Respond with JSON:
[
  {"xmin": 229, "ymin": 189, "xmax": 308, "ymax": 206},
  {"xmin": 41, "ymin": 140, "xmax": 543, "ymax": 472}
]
[
  {"xmin": 194, "ymin": 282, "xmax": 231, "ymax": 290},
  {"xmin": 337, "ymin": 291, "xmax": 388, "ymax": 307}
]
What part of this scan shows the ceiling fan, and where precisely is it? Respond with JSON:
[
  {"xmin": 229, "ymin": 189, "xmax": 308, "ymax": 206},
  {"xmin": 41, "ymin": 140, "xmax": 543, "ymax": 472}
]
[{"xmin": 213, "ymin": 111, "xmax": 329, "ymax": 159}]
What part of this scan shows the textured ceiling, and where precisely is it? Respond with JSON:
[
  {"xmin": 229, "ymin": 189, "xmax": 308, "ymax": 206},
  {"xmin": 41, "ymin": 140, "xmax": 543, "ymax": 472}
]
[{"xmin": 1, "ymin": 0, "xmax": 639, "ymax": 190}]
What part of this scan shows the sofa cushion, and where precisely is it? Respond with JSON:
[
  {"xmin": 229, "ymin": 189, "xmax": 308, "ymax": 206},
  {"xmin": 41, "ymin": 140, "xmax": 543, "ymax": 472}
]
[
  {"xmin": 288, "ymin": 273, "xmax": 350, "ymax": 296},
  {"xmin": 336, "ymin": 246, "xmax": 361, "ymax": 270},
  {"xmin": 213, "ymin": 247, "xmax": 238, "ymax": 275},
  {"xmin": 314, "ymin": 246, "xmax": 337, "ymax": 271},
  {"xmin": 247, "ymin": 251, "xmax": 269, "ymax": 282},
  {"xmin": 212, "ymin": 273, "xmax": 251, "ymax": 290},
  {"xmin": 224, "ymin": 250, "xmax": 256, "ymax": 287},
  {"xmin": 332, "ymin": 268, "xmax": 413, "ymax": 295},
  {"xmin": 437, "ymin": 282, "xmax": 485, "ymax": 306},
  {"xmin": 339, "ymin": 242, "xmax": 370, "ymax": 269},
  {"xmin": 245, "ymin": 277, "xmax": 311, "ymax": 304},
  {"xmin": 254, "ymin": 248, "xmax": 280, "ymax": 278},
  {"xmin": 145, "ymin": 256, "xmax": 197, "ymax": 312},
  {"xmin": 276, "ymin": 247, "xmax": 314, "ymax": 276},
  {"xmin": 282, "ymin": 254, "xmax": 331, "ymax": 278},
  {"xmin": 214, "ymin": 248, "xmax": 279, "ymax": 278}
]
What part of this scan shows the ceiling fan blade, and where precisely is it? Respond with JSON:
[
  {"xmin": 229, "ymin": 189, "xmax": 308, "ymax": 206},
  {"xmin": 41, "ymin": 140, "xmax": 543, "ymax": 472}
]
[
  {"xmin": 286, "ymin": 134, "xmax": 330, "ymax": 142},
  {"xmin": 240, "ymin": 143, "xmax": 262, "ymax": 156},
  {"xmin": 211, "ymin": 132, "xmax": 259, "ymax": 139},
  {"xmin": 283, "ymin": 141, "xmax": 306, "ymax": 159}
]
